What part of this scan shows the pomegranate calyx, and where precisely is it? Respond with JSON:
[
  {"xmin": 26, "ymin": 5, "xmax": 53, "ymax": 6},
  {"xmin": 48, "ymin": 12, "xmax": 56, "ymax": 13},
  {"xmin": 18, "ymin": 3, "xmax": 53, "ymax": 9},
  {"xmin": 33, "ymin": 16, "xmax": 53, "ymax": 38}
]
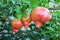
[
  {"xmin": 35, "ymin": 21, "xmax": 42, "ymax": 28},
  {"xmin": 24, "ymin": 22, "xmax": 29, "ymax": 28},
  {"xmin": 12, "ymin": 28, "xmax": 18, "ymax": 34}
]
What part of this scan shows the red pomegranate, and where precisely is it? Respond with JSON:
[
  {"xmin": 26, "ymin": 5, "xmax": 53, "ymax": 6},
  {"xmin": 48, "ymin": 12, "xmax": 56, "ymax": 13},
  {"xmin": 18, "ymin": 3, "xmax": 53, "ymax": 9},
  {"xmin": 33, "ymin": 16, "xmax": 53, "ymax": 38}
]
[
  {"xmin": 22, "ymin": 16, "xmax": 31, "ymax": 28},
  {"xmin": 31, "ymin": 7, "xmax": 51, "ymax": 28},
  {"xmin": 11, "ymin": 19, "xmax": 23, "ymax": 34}
]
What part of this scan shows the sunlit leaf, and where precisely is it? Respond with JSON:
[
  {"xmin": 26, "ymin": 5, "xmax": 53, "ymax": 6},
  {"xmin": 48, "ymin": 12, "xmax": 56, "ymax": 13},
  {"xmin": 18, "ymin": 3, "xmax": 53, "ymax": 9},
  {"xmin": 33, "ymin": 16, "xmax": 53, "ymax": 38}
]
[{"xmin": 46, "ymin": 27, "xmax": 55, "ymax": 32}]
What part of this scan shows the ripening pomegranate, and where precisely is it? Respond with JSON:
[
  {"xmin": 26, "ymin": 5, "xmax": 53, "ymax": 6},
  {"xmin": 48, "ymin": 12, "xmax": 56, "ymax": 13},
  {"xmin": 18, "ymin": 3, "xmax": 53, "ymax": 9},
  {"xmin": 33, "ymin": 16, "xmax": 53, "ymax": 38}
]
[
  {"xmin": 22, "ymin": 16, "xmax": 31, "ymax": 28},
  {"xmin": 11, "ymin": 19, "xmax": 23, "ymax": 34},
  {"xmin": 31, "ymin": 7, "xmax": 51, "ymax": 28}
]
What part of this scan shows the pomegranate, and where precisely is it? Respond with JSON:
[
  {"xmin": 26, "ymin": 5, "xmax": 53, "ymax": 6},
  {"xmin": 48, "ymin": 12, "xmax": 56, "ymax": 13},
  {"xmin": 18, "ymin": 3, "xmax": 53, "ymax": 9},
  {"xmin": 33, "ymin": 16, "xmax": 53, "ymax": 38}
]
[
  {"xmin": 31, "ymin": 7, "xmax": 51, "ymax": 28},
  {"xmin": 22, "ymin": 16, "xmax": 31, "ymax": 28},
  {"xmin": 11, "ymin": 19, "xmax": 23, "ymax": 33}
]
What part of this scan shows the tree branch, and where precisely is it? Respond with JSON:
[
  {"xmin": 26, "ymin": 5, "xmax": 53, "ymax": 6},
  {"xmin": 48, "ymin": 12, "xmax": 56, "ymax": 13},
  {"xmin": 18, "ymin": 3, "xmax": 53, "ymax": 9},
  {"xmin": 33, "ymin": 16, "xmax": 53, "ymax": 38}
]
[{"xmin": 49, "ymin": 8, "xmax": 60, "ymax": 10}]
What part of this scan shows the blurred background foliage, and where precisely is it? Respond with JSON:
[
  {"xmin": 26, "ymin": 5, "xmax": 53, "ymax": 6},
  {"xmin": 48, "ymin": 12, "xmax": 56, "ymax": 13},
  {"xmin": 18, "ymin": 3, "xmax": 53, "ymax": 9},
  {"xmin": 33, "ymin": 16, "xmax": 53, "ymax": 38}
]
[{"xmin": 0, "ymin": 0, "xmax": 60, "ymax": 40}]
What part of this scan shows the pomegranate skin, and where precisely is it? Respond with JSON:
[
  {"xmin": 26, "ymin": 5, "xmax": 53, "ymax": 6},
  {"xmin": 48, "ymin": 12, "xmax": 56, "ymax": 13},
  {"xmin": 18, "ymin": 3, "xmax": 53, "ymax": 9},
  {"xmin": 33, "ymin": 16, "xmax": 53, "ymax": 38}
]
[
  {"xmin": 31, "ymin": 7, "xmax": 51, "ymax": 28},
  {"xmin": 11, "ymin": 19, "xmax": 22, "ymax": 29},
  {"xmin": 11, "ymin": 19, "xmax": 23, "ymax": 33},
  {"xmin": 24, "ymin": 22, "xmax": 30, "ymax": 28},
  {"xmin": 31, "ymin": 7, "xmax": 51, "ymax": 23}
]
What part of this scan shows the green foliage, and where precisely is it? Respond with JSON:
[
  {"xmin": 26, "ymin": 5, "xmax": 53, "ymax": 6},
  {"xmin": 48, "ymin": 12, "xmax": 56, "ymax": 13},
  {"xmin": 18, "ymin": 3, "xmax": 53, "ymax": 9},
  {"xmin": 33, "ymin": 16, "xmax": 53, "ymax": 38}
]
[
  {"xmin": 0, "ymin": 0, "xmax": 60, "ymax": 40},
  {"xmin": 54, "ymin": 0, "xmax": 60, "ymax": 2},
  {"xmin": 23, "ymin": 13, "xmax": 27, "ymax": 18},
  {"xmin": 15, "ymin": 13, "xmax": 22, "ymax": 20}
]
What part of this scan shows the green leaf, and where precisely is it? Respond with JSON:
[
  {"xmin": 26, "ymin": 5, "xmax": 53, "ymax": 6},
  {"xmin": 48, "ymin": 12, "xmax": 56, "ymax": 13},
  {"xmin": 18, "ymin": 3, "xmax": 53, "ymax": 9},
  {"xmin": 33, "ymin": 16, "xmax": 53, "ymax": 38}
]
[
  {"xmin": 54, "ymin": 0, "xmax": 60, "ymax": 2},
  {"xmin": 23, "ymin": 13, "xmax": 27, "ymax": 18},
  {"xmin": 57, "ymin": 26, "xmax": 60, "ymax": 32},
  {"xmin": 46, "ymin": 27, "xmax": 55, "ymax": 32},
  {"xmin": 45, "ymin": 3, "xmax": 49, "ymax": 8},
  {"xmin": 21, "ymin": 0, "xmax": 31, "ymax": 4},
  {"xmin": 11, "ymin": 0, "xmax": 17, "ymax": 4},
  {"xmin": 15, "ymin": 13, "xmax": 22, "ymax": 20},
  {"xmin": 41, "ymin": 31, "xmax": 52, "ymax": 34},
  {"xmin": 30, "ymin": 0, "xmax": 39, "ymax": 7},
  {"xmin": 21, "ymin": 4, "xmax": 28, "ymax": 12},
  {"xmin": 14, "ymin": 6, "xmax": 21, "ymax": 13}
]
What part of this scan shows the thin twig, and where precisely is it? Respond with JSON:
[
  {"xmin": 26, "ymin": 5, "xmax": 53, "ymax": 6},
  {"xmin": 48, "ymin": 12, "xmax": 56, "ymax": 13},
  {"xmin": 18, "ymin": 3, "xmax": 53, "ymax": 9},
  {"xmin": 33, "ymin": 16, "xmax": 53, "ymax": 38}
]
[{"xmin": 49, "ymin": 8, "xmax": 60, "ymax": 10}]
